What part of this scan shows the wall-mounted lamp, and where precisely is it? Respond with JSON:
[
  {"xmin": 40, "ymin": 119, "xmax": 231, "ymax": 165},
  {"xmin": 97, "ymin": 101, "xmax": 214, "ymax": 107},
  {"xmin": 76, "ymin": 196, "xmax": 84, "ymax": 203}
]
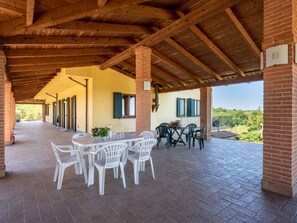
[
  {"xmin": 143, "ymin": 81, "xmax": 151, "ymax": 91},
  {"xmin": 266, "ymin": 44, "xmax": 288, "ymax": 67}
]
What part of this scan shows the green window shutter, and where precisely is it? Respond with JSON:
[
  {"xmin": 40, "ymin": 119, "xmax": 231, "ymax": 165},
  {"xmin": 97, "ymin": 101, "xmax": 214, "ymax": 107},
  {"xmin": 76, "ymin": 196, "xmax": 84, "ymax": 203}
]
[
  {"xmin": 177, "ymin": 98, "xmax": 181, "ymax": 117},
  {"xmin": 191, "ymin": 99, "xmax": 195, "ymax": 116},
  {"xmin": 114, "ymin": 92, "xmax": 123, "ymax": 119},
  {"xmin": 187, "ymin": 98, "xmax": 192, "ymax": 117}
]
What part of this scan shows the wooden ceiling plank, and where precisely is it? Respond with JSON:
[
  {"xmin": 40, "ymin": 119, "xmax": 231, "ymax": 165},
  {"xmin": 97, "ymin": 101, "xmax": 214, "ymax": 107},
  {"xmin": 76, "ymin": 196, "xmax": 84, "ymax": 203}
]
[
  {"xmin": 151, "ymin": 65, "xmax": 186, "ymax": 86},
  {"xmin": 10, "ymin": 73, "xmax": 56, "ymax": 79},
  {"xmin": 111, "ymin": 66, "xmax": 135, "ymax": 79},
  {"xmin": 98, "ymin": 0, "xmax": 108, "ymax": 7},
  {"xmin": 152, "ymin": 49, "xmax": 203, "ymax": 83},
  {"xmin": 9, "ymin": 70, "xmax": 59, "ymax": 76},
  {"xmin": 2, "ymin": 36, "xmax": 134, "ymax": 47},
  {"xmin": 8, "ymin": 61, "xmax": 101, "ymax": 73},
  {"xmin": 26, "ymin": 0, "xmax": 35, "ymax": 26},
  {"xmin": 51, "ymin": 21, "xmax": 153, "ymax": 35},
  {"xmin": 0, "ymin": 2, "xmax": 25, "ymax": 16},
  {"xmin": 177, "ymin": 11, "xmax": 245, "ymax": 77},
  {"xmin": 100, "ymin": 0, "xmax": 245, "ymax": 70},
  {"xmin": 7, "ymin": 55, "xmax": 106, "ymax": 66},
  {"xmin": 165, "ymin": 38, "xmax": 222, "ymax": 80},
  {"xmin": 225, "ymin": 8, "xmax": 261, "ymax": 58},
  {"xmin": 0, "ymin": 0, "xmax": 150, "ymax": 36},
  {"xmin": 5, "ymin": 48, "xmax": 119, "ymax": 58},
  {"xmin": 160, "ymin": 74, "xmax": 263, "ymax": 93}
]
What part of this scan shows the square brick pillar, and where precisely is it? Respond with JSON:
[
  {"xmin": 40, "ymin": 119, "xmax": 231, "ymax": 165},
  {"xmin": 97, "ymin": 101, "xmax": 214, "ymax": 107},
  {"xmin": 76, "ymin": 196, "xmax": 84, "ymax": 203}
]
[
  {"xmin": 0, "ymin": 51, "xmax": 6, "ymax": 177},
  {"xmin": 135, "ymin": 46, "xmax": 152, "ymax": 134},
  {"xmin": 262, "ymin": 0, "xmax": 297, "ymax": 197},
  {"xmin": 200, "ymin": 87, "xmax": 212, "ymax": 140},
  {"xmin": 5, "ymin": 81, "xmax": 13, "ymax": 145}
]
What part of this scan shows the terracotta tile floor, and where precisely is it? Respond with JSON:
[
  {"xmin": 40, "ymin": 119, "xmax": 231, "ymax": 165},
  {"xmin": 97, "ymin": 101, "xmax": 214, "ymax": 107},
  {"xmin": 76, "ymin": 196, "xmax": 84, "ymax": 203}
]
[{"xmin": 1, "ymin": 122, "xmax": 297, "ymax": 223}]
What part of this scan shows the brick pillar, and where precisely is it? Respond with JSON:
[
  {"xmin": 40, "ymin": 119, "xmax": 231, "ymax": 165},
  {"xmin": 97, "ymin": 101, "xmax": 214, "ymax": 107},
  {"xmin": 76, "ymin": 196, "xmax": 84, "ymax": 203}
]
[
  {"xmin": 135, "ymin": 46, "xmax": 152, "ymax": 134},
  {"xmin": 0, "ymin": 51, "xmax": 6, "ymax": 177},
  {"xmin": 200, "ymin": 87, "xmax": 212, "ymax": 140},
  {"xmin": 4, "ymin": 81, "xmax": 12, "ymax": 145},
  {"xmin": 42, "ymin": 104, "xmax": 45, "ymax": 122},
  {"xmin": 262, "ymin": 0, "xmax": 297, "ymax": 197}
]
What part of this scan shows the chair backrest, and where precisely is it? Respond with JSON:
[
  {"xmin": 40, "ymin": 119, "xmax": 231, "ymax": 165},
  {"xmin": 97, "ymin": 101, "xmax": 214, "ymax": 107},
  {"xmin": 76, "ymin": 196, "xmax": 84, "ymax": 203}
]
[
  {"xmin": 135, "ymin": 139, "xmax": 157, "ymax": 162},
  {"xmin": 187, "ymin": 123, "xmax": 197, "ymax": 133},
  {"xmin": 72, "ymin": 132, "xmax": 91, "ymax": 140},
  {"xmin": 155, "ymin": 123, "xmax": 169, "ymax": 138},
  {"xmin": 50, "ymin": 141, "xmax": 61, "ymax": 163},
  {"xmin": 99, "ymin": 142, "xmax": 127, "ymax": 168},
  {"xmin": 139, "ymin": 131, "xmax": 155, "ymax": 139}
]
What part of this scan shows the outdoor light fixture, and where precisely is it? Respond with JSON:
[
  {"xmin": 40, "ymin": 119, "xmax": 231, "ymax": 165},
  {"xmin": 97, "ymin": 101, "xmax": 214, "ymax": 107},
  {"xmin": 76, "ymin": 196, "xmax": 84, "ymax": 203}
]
[{"xmin": 143, "ymin": 81, "xmax": 151, "ymax": 91}]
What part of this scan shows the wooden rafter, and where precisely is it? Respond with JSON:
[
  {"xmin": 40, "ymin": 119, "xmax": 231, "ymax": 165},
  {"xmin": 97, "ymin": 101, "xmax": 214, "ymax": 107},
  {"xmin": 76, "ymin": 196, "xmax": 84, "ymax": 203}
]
[
  {"xmin": 177, "ymin": 11, "xmax": 245, "ymax": 77},
  {"xmin": 100, "ymin": 0, "xmax": 245, "ymax": 70},
  {"xmin": 0, "ymin": 2, "xmax": 26, "ymax": 16},
  {"xmin": 152, "ymin": 49, "xmax": 203, "ymax": 83},
  {"xmin": 151, "ymin": 65, "xmax": 186, "ymax": 86},
  {"xmin": 160, "ymin": 74, "xmax": 263, "ymax": 93},
  {"xmin": 165, "ymin": 38, "xmax": 222, "ymax": 80},
  {"xmin": 7, "ymin": 56, "xmax": 106, "ymax": 66},
  {"xmin": 2, "ymin": 36, "xmax": 134, "ymax": 47},
  {"xmin": 97, "ymin": 0, "xmax": 108, "ymax": 7},
  {"xmin": 0, "ymin": 0, "xmax": 150, "ymax": 36},
  {"xmin": 225, "ymin": 8, "xmax": 261, "ymax": 58},
  {"xmin": 26, "ymin": 0, "xmax": 35, "ymax": 26},
  {"xmin": 5, "ymin": 48, "xmax": 119, "ymax": 58},
  {"xmin": 111, "ymin": 66, "xmax": 135, "ymax": 79},
  {"xmin": 51, "ymin": 21, "xmax": 153, "ymax": 35},
  {"xmin": 9, "ymin": 70, "xmax": 59, "ymax": 77}
]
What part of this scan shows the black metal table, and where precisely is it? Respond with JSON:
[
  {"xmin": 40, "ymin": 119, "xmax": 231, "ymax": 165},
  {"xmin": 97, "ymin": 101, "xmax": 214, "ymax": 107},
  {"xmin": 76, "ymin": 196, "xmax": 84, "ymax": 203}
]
[{"xmin": 169, "ymin": 127, "xmax": 186, "ymax": 147}]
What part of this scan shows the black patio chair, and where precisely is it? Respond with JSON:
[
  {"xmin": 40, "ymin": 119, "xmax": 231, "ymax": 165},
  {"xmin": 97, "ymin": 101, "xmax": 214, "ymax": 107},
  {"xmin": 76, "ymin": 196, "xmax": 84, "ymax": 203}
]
[
  {"xmin": 155, "ymin": 123, "xmax": 170, "ymax": 148},
  {"xmin": 181, "ymin": 123, "xmax": 197, "ymax": 149},
  {"xmin": 192, "ymin": 126, "xmax": 206, "ymax": 150}
]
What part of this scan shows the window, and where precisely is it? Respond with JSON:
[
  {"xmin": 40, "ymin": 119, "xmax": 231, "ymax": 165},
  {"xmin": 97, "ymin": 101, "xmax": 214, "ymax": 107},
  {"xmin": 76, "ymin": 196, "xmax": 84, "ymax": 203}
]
[
  {"xmin": 187, "ymin": 98, "xmax": 200, "ymax": 117},
  {"xmin": 45, "ymin": 104, "xmax": 49, "ymax": 116},
  {"xmin": 114, "ymin": 92, "xmax": 136, "ymax": 118},
  {"xmin": 177, "ymin": 98, "xmax": 186, "ymax": 117}
]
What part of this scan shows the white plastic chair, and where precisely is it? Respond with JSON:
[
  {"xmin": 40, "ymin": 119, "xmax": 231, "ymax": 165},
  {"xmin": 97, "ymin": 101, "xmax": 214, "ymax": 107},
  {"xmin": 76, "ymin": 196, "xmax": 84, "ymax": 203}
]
[
  {"xmin": 128, "ymin": 138, "xmax": 157, "ymax": 185},
  {"xmin": 139, "ymin": 131, "xmax": 155, "ymax": 139},
  {"xmin": 91, "ymin": 142, "xmax": 127, "ymax": 195},
  {"xmin": 50, "ymin": 141, "xmax": 86, "ymax": 190},
  {"xmin": 72, "ymin": 133, "xmax": 91, "ymax": 174}
]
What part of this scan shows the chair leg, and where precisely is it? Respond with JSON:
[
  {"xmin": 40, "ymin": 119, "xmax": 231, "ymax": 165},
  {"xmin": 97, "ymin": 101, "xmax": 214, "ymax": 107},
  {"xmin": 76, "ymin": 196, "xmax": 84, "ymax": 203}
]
[
  {"xmin": 139, "ymin": 161, "xmax": 145, "ymax": 172},
  {"xmin": 98, "ymin": 167, "xmax": 106, "ymax": 195},
  {"xmin": 54, "ymin": 163, "xmax": 59, "ymax": 182},
  {"xmin": 113, "ymin": 167, "xmax": 119, "ymax": 178},
  {"xmin": 149, "ymin": 157, "xmax": 155, "ymax": 179},
  {"xmin": 133, "ymin": 160, "xmax": 139, "ymax": 185},
  {"xmin": 120, "ymin": 163, "xmax": 126, "ymax": 188},
  {"xmin": 202, "ymin": 139, "xmax": 204, "ymax": 148},
  {"xmin": 199, "ymin": 139, "xmax": 202, "ymax": 150},
  {"xmin": 82, "ymin": 159, "xmax": 88, "ymax": 184},
  {"xmin": 74, "ymin": 162, "xmax": 79, "ymax": 175},
  {"xmin": 57, "ymin": 164, "xmax": 65, "ymax": 190}
]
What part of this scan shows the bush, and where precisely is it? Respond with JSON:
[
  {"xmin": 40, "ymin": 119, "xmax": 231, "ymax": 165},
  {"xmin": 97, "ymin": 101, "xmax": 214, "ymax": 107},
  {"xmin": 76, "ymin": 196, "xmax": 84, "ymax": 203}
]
[{"xmin": 236, "ymin": 131, "xmax": 263, "ymax": 143}]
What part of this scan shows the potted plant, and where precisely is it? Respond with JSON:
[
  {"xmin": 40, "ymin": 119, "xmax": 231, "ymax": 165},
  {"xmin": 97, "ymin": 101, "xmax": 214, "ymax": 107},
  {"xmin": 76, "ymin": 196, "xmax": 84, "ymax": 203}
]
[{"xmin": 91, "ymin": 126, "xmax": 110, "ymax": 139}]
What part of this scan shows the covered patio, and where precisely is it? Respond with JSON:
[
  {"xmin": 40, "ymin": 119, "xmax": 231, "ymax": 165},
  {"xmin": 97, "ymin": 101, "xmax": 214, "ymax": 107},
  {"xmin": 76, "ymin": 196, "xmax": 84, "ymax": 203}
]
[{"xmin": 2, "ymin": 122, "xmax": 296, "ymax": 222}]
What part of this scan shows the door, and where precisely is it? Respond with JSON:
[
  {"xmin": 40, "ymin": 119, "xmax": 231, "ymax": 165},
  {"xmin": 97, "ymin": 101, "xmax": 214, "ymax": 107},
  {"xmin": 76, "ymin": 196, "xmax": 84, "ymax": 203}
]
[
  {"xmin": 62, "ymin": 99, "xmax": 65, "ymax": 128},
  {"xmin": 71, "ymin": 96, "xmax": 77, "ymax": 131},
  {"xmin": 66, "ymin": 97, "xmax": 70, "ymax": 130},
  {"xmin": 53, "ymin": 102, "xmax": 57, "ymax": 126}
]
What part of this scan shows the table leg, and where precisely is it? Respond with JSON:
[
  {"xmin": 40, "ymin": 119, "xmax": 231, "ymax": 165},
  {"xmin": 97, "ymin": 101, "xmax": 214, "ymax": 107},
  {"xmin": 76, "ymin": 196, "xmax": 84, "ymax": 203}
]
[{"xmin": 88, "ymin": 153, "xmax": 95, "ymax": 186}]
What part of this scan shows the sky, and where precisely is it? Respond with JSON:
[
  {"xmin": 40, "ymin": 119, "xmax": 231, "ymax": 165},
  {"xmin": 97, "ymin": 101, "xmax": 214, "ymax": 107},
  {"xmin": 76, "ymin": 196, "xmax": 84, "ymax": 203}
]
[{"xmin": 212, "ymin": 81, "xmax": 263, "ymax": 110}]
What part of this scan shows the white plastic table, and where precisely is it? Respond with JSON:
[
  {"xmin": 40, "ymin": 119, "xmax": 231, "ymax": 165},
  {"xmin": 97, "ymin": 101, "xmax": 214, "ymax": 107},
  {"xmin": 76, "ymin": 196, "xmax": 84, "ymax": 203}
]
[{"xmin": 72, "ymin": 134, "xmax": 144, "ymax": 186}]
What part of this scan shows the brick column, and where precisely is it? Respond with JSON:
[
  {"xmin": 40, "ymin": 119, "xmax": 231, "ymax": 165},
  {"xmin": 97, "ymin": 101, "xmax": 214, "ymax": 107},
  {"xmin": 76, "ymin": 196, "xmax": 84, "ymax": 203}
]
[
  {"xmin": 0, "ymin": 51, "xmax": 6, "ymax": 177},
  {"xmin": 262, "ymin": 0, "xmax": 297, "ymax": 197},
  {"xmin": 42, "ymin": 104, "xmax": 45, "ymax": 122},
  {"xmin": 135, "ymin": 46, "xmax": 152, "ymax": 134},
  {"xmin": 4, "ymin": 81, "xmax": 13, "ymax": 145},
  {"xmin": 200, "ymin": 87, "xmax": 212, "ymax": 140}
]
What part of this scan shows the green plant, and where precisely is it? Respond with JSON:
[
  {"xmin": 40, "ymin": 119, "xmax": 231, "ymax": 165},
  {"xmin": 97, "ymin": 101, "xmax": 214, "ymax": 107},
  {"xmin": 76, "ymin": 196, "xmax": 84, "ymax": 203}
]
[{"xmin": 91, "ymin": 126, "xmax": 110, "ymax": 137}]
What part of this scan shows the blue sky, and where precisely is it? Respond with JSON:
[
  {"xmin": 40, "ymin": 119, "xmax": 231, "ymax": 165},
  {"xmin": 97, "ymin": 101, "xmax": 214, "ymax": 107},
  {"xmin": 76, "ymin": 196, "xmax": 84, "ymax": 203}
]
[{"xmin": 212, "ymin": 81, "xmax": 263, "ymax": 110}]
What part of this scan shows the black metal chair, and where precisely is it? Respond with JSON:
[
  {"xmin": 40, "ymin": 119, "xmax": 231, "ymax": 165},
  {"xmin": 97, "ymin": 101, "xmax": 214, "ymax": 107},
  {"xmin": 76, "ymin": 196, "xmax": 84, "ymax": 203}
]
[
  {"xmin": 155, "ymin": 123, "xmax": 170, "ymax": 148},
  {"xmin": 192, "ymin": 126, "xmax": 206, "ymax": 150},
  {"xmin": 181, "ymin": 123, "xmax": 197, "ymax": 149}
]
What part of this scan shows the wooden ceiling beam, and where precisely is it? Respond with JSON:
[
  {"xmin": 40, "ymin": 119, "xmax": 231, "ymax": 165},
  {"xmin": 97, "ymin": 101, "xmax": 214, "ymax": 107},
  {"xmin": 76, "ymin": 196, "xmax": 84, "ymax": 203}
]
[
  {"xmin": 160, "ymin": 74, "xmax": 263, "ymax": 93},
  {"xmin": 152, "ymin": 49, "xmax": 203, "ymax": 83},
  {"xmin": 51, "ymin": 21, "xmax": 153, "ymax": 35},
  {"xmin": 10, "ymin": 74, "xmax": 56, "ymax": 80},
  {"xmin": 0, "ymin": 2, "xmax": 25, "ymax": 16},
  {"xmin": 165, "ymin": 38, "xmax": 222, "ymax": 80},
  {"xmin": 12, "ymin": 78, "xmax": 53, "ymax": 84},
  {"xmin": 26, "ymin": 0, "xmax": 35, "ymax": 26},
  {"xmin": 177, "ymin": 11, "xmax": 245, "ymax": 77},
  {"xmin": 9, "ymin": 70, "xmax": 59, "ymax": 77},
  {"xmin": 225, "ymin": 8, "xmax": 261, "ymax": 58},
  {"xmin": 0, "ymin": 0, "xmax": 149, "ymax": 36},
  {"xmin": 7, "ymin": 55, "xmax": 106, "ymax": 66},
  {"xmin": 151, "ymin": 65, "xmax": 186, "ymax": 86},
  {"xmin": 8, "ymin": 61, "xmax": 101, "ymax": 73},
  {"xmin": 97, "ymin": 0, "xmax": 108, "ymax": 7},
  {"xmin": 2, "ymin": 36, "xmax": 134, "ymax": 47},
  {"xmin": 5, "ymin": 48, "xmax": 119, "ymax": 58},
  {"xmin": 100, "ymin": 0, "xmax": 244, "ymax": 70},
  {"xmin": 111, "ymin": 66, "xmax": 135, "ymax": 79}
]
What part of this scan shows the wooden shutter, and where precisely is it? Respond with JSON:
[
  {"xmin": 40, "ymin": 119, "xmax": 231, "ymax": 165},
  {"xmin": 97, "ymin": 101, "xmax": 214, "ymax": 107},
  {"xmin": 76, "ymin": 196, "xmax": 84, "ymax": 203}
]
[
  {"xmin": 114, "ymin": 92, "xmax": 123, "ymax": 119},
  {"xmin": 187, "ymin": 98, "xmax": 192, "ymax": 117},
  {"xmin": 177, "ymin": 98, "xmax": 181, "ymax": 117}
]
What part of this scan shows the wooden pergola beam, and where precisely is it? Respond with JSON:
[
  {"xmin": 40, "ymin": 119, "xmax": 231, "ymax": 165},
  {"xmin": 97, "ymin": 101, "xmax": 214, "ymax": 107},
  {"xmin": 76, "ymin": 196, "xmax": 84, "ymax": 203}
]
[
  {"xmin": 100, "ymin": 0, "xmax": 244, "ymax": 70},
  {"xmin": 5, "ymin": 48, "xmax": 119, "ymax": 58},
  {"xmin": 8, "ymin": 70, "xmax": 59, "ymax": 77},
  {"xmin": 177, "ymin": 11, "xmax": 245, "ymax": 77},
  {"xmin": 97, "ymin": 0, "xmax": 108, "ymax": 7},
  {"xmin": 26, "ymin": 0, "xmax": 35, "ymax": 26},
  {"xmin": 152, "ymin": 49, "xmax": 203, "ymax": 83},
  {"xmin": 2, "ymin": 36, "xmax": 134, "ymax": 47},
  {"xmin": 10, "ymin": 73, "xmax": 56, "ymax": 79},
  {"xmin": 160, "ymin": 74, "xmax": 263, "ymax": 93},
  {"xmin": 0, "ymin": 2, "xmax": 26, "ymax": 16},
  {"xmin": 8, "ymin": 61, "xmax": 101, "ymax": 73},
  {"xmin": 165, "ymin": 38, "xmax": 222, "ymax": 80},
  {"xmin": 225, "ymin": 8, "xmax": 261, "ymax": 58},
  {"xmin": 0, "ymin": 0, "xmax": 149, "ymax": 36},
  {"xmin": 51, "ymin": 21, "xmax": 153, "ymax": 35},
  {"xmin": 7, "ymin": 55, "xmax": 106, "ymax": 66},
  {"xmin": 151, "ymin": 65, "xmax": 187, "ymax": 86}
]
